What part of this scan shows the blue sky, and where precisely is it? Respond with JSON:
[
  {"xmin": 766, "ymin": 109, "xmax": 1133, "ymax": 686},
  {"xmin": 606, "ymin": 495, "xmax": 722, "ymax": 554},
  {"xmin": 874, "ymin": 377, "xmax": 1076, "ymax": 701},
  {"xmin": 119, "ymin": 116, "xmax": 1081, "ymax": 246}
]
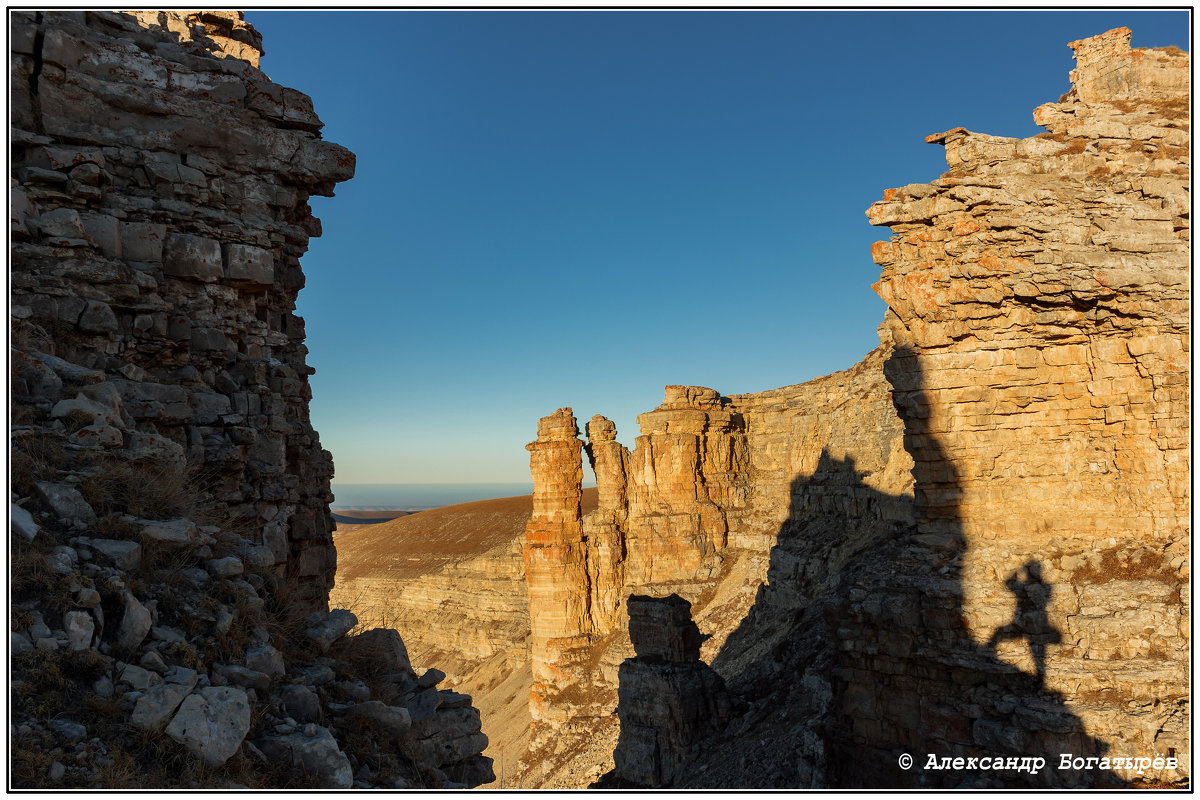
[{"xmin": 244, "ymin": 9, "xmax": 1190, "ymax": 484}]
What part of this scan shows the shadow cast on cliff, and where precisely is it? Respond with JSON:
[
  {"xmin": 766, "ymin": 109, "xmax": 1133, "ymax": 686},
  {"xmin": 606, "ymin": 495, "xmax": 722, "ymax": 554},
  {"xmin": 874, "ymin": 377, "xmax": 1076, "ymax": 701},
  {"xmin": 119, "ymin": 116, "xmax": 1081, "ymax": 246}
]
[{"xmin": 665, "ymin": 345, "xmax": 1127, "ymax": 789}]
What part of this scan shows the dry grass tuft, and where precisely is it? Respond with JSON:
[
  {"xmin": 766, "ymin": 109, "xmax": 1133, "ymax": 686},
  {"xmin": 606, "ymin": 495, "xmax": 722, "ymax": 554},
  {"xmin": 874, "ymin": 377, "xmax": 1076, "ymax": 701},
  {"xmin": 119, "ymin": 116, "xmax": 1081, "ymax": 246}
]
[
  {"xmin": 11, "ymin": 535, "xmax": 74, "ymax": 614},
  {"xmin": 11, "ymin": 430, "xmax": 70, "ymax": 498},
  {"xmin": 79, "ymin": 455, "xmax": 205, "ymax": 520}
]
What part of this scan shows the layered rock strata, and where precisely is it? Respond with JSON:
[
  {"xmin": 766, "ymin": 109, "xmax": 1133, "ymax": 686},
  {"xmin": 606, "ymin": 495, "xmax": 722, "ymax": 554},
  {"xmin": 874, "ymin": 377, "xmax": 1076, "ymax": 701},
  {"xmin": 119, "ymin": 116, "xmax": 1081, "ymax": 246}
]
[
  {"xmin": 607, "ymin": 595, "xmax": 741, "ymax": 787},
  {"xmin": 11, "ymin": 8, "xmax": 351, "ymax": 612},
  {"xmin": 10, "ymin": 11, "xmax": 491, "ymax": 789},
  {"xmin": 522, "ymin": 27, "xmax": 1188, "ymax": 789},
  {"xmin": 520, "ymin": 344, "xmax": 912, "ymax": 784},
  {"xmin": 844, "ymin": 26, "xmax": 1189, "ymax": 786}
]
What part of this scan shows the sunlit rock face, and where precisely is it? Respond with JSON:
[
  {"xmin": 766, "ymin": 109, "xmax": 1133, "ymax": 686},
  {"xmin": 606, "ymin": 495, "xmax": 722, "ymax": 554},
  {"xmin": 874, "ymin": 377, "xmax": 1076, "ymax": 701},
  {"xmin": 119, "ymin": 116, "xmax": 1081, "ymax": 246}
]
[
  {"xmin": 521, "ymin": 27, "xmax": 1188, "ymax": 789},
  {"xmin": 520, "ymin": 348, "xmax": 914, "ymax": 784},
  {"xmin": 864, "ymin": 26, "xmax": 1188, "ymax": 786}
]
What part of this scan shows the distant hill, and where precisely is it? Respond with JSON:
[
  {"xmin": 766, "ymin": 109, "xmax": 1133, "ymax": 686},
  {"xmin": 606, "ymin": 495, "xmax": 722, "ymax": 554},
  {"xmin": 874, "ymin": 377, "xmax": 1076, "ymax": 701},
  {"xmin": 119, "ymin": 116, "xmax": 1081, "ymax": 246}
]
[
  {"xmin": 333, "ymin": 489, "xmax": 597, "ymax": 583},
  {"xmin": 330, "ymin": 509, "xmax": 414, "ymax": 536}
]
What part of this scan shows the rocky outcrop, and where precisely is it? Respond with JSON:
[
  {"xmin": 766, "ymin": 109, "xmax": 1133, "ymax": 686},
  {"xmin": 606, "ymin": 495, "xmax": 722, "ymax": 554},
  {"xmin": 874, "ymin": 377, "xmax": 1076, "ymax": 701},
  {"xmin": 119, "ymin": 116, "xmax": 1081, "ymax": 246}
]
[
  {"xmin": 846, "ymin": 26, "xmax": 1189, "ymax": 787},
  {"xmin": 10, "ymin": 11, "xmax": 491, "ymax": 789},
  {"xmin": 329, "ymin": 493, "xmax": 545, "ymax": 786},
  {"xmin": 521, "ymin": 27, "xmax": 1188, "ymax": 789},
  {"xmin": 519, "ymin": 344, "xmax": 911, "ymax": 785},
  {"xmin": 11, "ymin": 8, "xmax": 350, "ymax": 612},
  {"xmin": 606, "ymin": 595, "xmax": 741, "ymax": 787}
]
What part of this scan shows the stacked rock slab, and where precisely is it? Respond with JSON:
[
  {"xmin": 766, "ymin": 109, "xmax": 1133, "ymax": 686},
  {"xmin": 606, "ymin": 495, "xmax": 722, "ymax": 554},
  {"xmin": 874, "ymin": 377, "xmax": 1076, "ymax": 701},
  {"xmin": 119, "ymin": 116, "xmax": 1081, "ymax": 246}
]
[
  {"xmin": 522, "ymin": 408, "xmax": 593, "ymax": 727},
  {"xmin": 848, "ymin": 27, "xmax": 1188, "ymax": 786},
  {"xmin": 11, "ymin": 9, "xmax": 351, "ymax": 612},
  {"xmin": 10, "ymin": 11, "xmax": 493, "ymax": 789}
]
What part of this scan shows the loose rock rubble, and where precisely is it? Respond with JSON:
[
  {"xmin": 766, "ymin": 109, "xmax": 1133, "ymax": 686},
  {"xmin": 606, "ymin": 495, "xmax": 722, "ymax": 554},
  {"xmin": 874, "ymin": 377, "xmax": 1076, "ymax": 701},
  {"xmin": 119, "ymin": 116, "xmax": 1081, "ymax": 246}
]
[{"xmin": 10, "ymin": 10, "xmax": 491, "ymax": 789}]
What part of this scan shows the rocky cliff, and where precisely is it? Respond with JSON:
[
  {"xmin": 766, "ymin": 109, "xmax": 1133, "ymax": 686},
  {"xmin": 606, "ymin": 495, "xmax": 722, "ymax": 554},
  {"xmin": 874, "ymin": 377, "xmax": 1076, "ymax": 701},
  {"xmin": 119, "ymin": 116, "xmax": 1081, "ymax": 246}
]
[
  {"xmin": 519, "ymin": 339, "xmax": 913, "ymax": 786},
  {"xmin": 10, "ymin": 11, "xmax": 491, "ymax": 788},
  {"xmin": 848, "ymin": 26, "xmax": 1189, "ymax": 786},
  {"xmin": 523, "ymin": 27, "xmax": 1188, "ymax": 788}
]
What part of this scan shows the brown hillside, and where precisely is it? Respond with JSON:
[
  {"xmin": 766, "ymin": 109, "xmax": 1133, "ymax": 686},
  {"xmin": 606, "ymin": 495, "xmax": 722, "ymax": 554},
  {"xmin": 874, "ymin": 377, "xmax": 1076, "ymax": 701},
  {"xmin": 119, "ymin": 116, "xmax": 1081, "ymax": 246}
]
[
  {"xmin": 331, "ymin": 488, "xmax": 598, "ymax": 788},
  {"xmin": 334, "ymin": 488, "xmax": 598, "ymax": 584}
]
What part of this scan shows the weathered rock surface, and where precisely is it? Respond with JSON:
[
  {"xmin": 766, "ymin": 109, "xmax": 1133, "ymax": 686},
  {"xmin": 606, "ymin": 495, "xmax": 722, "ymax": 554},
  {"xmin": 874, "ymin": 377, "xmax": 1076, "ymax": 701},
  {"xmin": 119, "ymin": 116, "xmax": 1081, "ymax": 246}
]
[
  {"xmin": 606, "ymin": 595, "xmax": 741, "ymax": 787},
  {"xmin": 842, "ymin": 26, "xmax": 1189, "ymax": 787},
  {"xmin": 165, "ymin": 687, "xmax": 252, "ymax": 767},
  {"xmin": 517, "ymin": 344, "xmax": 912, "ymax": 786},
  {"xmin": 330, "ymin": 493, "xmax": 548, "ymax": 786},
  {"xmin": 515, "ymin": 27, "xmax": 1187, "ymax": 790},
  {"xmin": 9, "ymin": 10, "xmax": 493, "ymax": 790},
  {"xmin": 258, "ymin": 724, "xmax": 353, "ymax": 789},
  {"xmin": 12, "ymin": 8, "xmax": 348, "ymax": 613}
]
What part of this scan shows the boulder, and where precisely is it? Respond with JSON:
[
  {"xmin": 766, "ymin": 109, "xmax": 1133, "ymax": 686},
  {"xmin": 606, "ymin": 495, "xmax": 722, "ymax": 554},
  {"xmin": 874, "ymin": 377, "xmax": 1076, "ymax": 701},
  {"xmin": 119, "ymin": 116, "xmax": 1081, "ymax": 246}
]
[
  {"xmin": 116, "ymin": 592, "xmax": 153, "ymax": 653},
  {"xmin": 342, "ymin": 627, "xmax": 411, "ymax": 673},
  {"xmin": 214, "ymin": 664, "xmax": 271, "ymax": 693},
  {"xmin": 417, "ymin": 667, "xmax": 445, "ymax": 688},
  {"xmin": 405, "ymin": 687, "xmax": 442, "ymax": 723},
  {"xmin": 257, "ymin": 724, "xmax": 352, "ymax": 789},
  {"xmin": 63, "ymin": 610, "xmax": 95, "ymax": 650},
  {"xmin": 118, "ymin": 663, "xmax": 160, "ymax": 690},
  {"xmin": 165, "ymin": 686, "xmax": 251, "ymax": 767},
  {"xmin": 34, "ymin": 481, "xmax": 96, "ymax": 523},
  {"xmin": 244, "ymin": 642, "xmax": 285, "ymax": 677},
  {"xmin": 305, "ymin": 609, "xmax": 357, "ymax": 652},
  {"xmin": 89, "ymin": 539, "xmax": 142, "ymax": 571},
  {"xmin": 278, "ymin": 683, "xmax": 321, "ymax": 723},
  {"xmin": 11, "ymin": 503, "xmax": 39, "ymax": 541},
  {"xmin": 131, "ymin": 682, "xmax": 193, "ymax": 731}
]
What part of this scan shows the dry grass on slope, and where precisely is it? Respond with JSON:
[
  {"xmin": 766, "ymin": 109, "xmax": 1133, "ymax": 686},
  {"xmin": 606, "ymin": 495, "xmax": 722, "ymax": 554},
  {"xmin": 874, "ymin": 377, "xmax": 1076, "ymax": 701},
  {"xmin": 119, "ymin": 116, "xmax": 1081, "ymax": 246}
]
[{"xmin": 334, "ymin": 489, "xmax": 598, "ymax": 582}]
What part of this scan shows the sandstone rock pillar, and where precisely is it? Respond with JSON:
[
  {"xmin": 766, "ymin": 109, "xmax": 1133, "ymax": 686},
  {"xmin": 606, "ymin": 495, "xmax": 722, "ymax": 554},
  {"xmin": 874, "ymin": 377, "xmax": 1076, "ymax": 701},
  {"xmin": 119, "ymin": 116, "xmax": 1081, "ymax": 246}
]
[
  {"xmin": 623, "ymin": 386, "xmax": 746, "ymax": 586},
  {"xmin": 583, "ymin": 415, "xmax": 629, "ymax": 635},
  {"xmin": 523, "ymin": 408, "xmax": 591, "ymax": 723}
]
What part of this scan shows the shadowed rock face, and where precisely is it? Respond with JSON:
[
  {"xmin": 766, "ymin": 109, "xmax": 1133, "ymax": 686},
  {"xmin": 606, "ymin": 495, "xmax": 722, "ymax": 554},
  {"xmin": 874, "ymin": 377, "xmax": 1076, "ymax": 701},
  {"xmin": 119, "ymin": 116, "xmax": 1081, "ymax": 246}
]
[
  {"xmin": 862, "ymin": 26, "xmax": 1188, "ymax": 786},
  {"xmin": 10, "ymin": 11, "xmax": 493, "ymax": 789},
  {"xmin": 11, "ymin": 9, "xmax": 353, "ymax": 612},
  {"xmin": 606, "ymin": 595, "xmax": 740, "ymax": 788},
  {"xmin": 521, "ymin": 27, "xmax": 1188, "ymax": 788}
]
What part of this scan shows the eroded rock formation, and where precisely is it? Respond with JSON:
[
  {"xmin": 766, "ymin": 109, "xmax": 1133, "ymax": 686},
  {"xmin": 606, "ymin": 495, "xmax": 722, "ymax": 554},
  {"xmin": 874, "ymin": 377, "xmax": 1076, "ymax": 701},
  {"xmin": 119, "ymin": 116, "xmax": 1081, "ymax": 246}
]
[
  {"xmin": 520, "ymin": 343, "xmax": 912, "ymax": 786},
  {"xmin": 849, "ymin": 25, "xmax": 1189, "ymax": 786},
  {"xmin": 11, "ymin": 8, "xmax": 350, "ymax": 611},
  {"xmin": 521, "ymin": 27, "xmax": 1188, "ymax": 789},
  {"xmin": 10, "ymin": 11, "xmax": 491, "ymax": 789},
  {"xmin": 607, "ymin": 595, "xmax": 741, "ymax": 787}
]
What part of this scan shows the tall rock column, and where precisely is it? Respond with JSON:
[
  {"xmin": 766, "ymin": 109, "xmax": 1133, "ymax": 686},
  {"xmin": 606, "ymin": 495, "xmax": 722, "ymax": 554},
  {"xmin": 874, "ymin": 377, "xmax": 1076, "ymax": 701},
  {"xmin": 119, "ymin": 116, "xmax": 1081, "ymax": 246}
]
[
  {"xmin": 624, "ymin": 386, "xmax": 749, "ymax": 587},
  {"xmin": 583, "ymin": 415, "xmax": 630, "ymax": 635},
  {"xmin": 523, "ymin": 408, "xmax": 592, "ymax": 724}
]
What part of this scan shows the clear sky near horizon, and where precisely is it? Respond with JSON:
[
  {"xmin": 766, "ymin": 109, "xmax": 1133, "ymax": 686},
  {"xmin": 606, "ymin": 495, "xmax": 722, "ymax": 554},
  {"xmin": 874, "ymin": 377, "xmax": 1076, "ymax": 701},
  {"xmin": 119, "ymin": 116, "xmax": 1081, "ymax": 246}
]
[{"xmin": 244, "ymin": 9, "xmax": 1189, "ymax": 485}]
